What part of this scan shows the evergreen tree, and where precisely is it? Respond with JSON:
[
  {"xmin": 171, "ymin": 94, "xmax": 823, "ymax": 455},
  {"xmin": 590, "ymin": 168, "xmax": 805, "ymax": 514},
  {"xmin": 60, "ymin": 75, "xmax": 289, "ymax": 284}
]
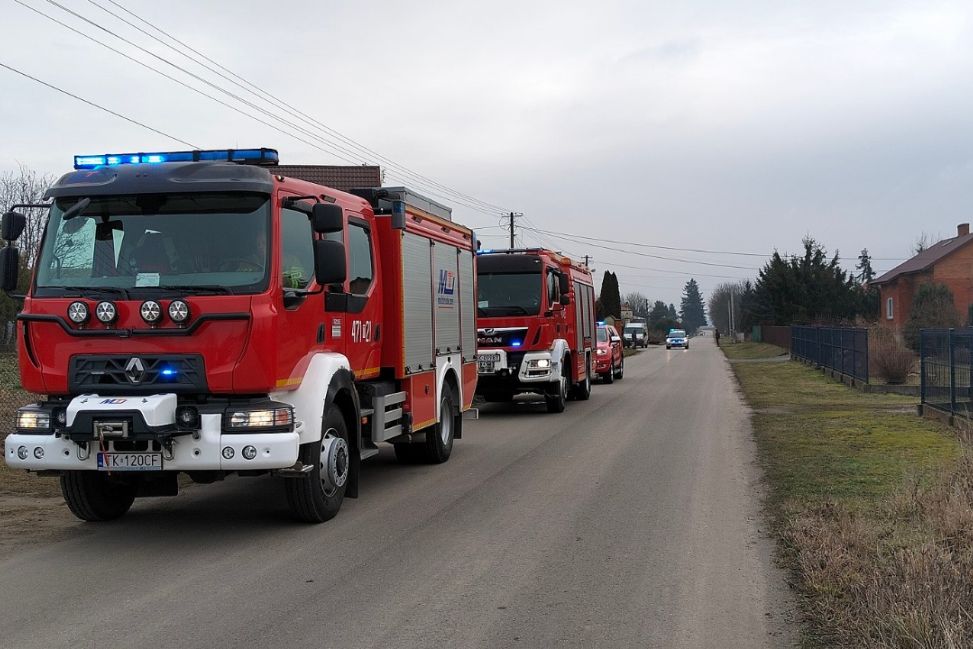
[
  {"xmin": 743, "ymin": 238, "xmax": 859, "ymax": 325},
  {"xmin": 667, "ymin": 304, "xmax": 678, "ymax": 320},
  {"xmin": 598, "ymin": 271, "xmax": 621, "ymax": 319},
  {"xmin": 856, "ymin": 249, "xmax": 875, "ymax": 283},
  {"xmin": 903, "ymin": 283, "xmax": 960, "ymax": 350},
  {"xmin": 679, "ymin": 279, "xmax": 707, "ymax": 334},
  {"xmin": 648, "ymin": 300, "xmax": 669, "ymax": 326}
]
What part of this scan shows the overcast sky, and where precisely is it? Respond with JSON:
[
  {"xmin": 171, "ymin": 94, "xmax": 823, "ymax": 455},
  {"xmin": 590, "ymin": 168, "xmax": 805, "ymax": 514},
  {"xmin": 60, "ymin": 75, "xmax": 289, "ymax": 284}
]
[{"xmin": 2, "ymin": 0, "xmax": 971, "ymax": 309}]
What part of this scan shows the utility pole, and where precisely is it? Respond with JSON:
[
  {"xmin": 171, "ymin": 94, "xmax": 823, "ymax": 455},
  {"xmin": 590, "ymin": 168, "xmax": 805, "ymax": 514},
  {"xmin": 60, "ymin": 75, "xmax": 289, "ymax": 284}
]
[
  {"xmin": 584, "ymin": 255, "xmax": 591, "ymax": 267},
  {"xmin": 728, "ymin": 290, "xmax": 735, "ymax": 341},
  {"xmin": 507, "ymin": 212, "xmax": 523, "ymax": 249}
]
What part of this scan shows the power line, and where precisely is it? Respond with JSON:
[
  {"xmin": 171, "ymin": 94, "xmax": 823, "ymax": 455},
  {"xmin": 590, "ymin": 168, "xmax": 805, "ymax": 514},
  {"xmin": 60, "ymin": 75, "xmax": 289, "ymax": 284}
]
[
  {"xmin": 522, "ymin": 226, "xmax": 760, "ymax": 270},
  {"xmin": 0, "ymin": 61, "xmax": 196, "ymax": 147},
  {"xmin": 25, "ymin": 0, "xmax": 506, "ymax": 220},
  {"xmin": 587, "ymin": 258, "xmax": 750, "ymax": 280},
  {"xmin": 85, "ymin": 0, "xmax": 513, "ymax": 215}
]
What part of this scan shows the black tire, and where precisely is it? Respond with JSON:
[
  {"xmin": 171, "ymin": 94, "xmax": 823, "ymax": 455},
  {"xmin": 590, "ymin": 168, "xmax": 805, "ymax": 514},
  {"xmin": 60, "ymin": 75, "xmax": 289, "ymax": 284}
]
[
  {"xmin": 574, "ymin": 356, "xmax": 592, "ymax": 400},
  {"xmin": 546, "ymin": 361, "xmax": 568, "ymax": 413},
  {"xmin": 285, "ymin": 405, "xmax": 350, "ymax": 523},
  {"xmin": 666, "ymin": 345, "xmax": 671, "ymax": 350},
  {"xmin": 60, "ymin": 471, "xmax": 136, "ymax": 522},
  {"xmin": 422, "ymin": 387, "xmax": 457, "ymax": 463},
  {"xmin": 604, "ymin": 360, "xmax": 615, "ymax": 384},
  {"xmin": 615, "ymin": 357, "xmax": 625, "ymax": 380}
]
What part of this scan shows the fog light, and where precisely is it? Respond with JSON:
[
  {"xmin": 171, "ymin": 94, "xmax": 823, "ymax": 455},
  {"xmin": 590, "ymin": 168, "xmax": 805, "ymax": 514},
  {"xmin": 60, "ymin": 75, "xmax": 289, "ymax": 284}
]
[
  {"xmin": 140, "ymin": 300, "xmax": 163, "ymax": 324},
  {"xmin": 16, "ymin": 408, "xmax": 51, "ymax": 431},
  {"xmin": 55, "ymin": 409, "xmax": 67, "ymax": 425},
  {"xmin": 168, "ymin": 299, "xmax": 190, "ymax": 324},
  {"xmin": 95, "ymin": 301, "xmax": 117, "ymax": 324},
  {"xmin": 242, "ymin": 445, "xmax": 257, "ymax": 460},
  {"xmin": 33, "ymin": 447, "xmax": 44, "ymax": 459},
  {"xmin": 176, "ymin": 406, "xmax": 199, "ymax": 428},
  {"xmin": 67, "ymin": 301, "xmax": 89, "ymax": 324},
  {"xmin": 17, "ymin": 446, "xmax": 28, "ymax": 460},
  {"xmin": 221, "ymin": 446, "xmax": 234, "ymax": 460}
]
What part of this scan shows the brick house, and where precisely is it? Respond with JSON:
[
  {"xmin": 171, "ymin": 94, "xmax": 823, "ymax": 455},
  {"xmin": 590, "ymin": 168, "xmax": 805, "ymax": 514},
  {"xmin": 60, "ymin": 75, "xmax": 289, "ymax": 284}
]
[{"xmin": 871, "ymin": 223, "xmax": 973, "ymax": 334}]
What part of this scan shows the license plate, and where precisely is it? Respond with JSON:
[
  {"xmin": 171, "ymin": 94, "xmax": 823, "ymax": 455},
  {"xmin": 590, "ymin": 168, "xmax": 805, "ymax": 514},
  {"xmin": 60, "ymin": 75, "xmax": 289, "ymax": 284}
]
[
  {"xmin": 97, "ymin": 452, "xmax": 163, "ymax": 472},
  {"xmin": 478, "ymin": 361, "xmax": 496, "ymax": 374},
  {"xmin": 478, "ymin": 353, "xmax": 501, "ymax": 374}
]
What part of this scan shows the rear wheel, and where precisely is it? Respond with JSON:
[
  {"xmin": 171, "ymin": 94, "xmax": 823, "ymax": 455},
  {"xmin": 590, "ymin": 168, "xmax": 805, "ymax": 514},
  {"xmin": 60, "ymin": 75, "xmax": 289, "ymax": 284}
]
[
  {"xmin": 423, "ymin": 388, "xmax": 457, "ymax": 464},
  {"xmin": 61, "ymin": 471, "xmax": 137, "ymax": 522},
  {"xmin": 285, "ymin": 405, "xmax": 350, "ymax": 523},
  {"xmin": 574, "ymin": 356, "xmax": 592, "ymax": 400}
]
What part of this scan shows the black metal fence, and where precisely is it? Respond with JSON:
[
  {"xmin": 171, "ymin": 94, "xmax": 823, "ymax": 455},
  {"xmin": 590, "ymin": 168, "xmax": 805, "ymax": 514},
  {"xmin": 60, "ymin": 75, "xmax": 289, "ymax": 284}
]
[
  {"xmin": 791, "ymin": 325, "xmax": 869, "ymax": 384},
  {"xmin": 920, "ymin": 328, "xmax": 973, "ymax": 418}
]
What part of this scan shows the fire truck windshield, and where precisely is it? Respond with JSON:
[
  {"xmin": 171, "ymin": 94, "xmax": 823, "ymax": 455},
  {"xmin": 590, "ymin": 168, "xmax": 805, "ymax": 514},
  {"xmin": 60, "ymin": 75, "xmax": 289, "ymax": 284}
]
[
  {"xmin": 35, "ymin": 193, "xmax": 270, "ymax": 296},
  {"xmin": 476, "ymin": 272, "xmax": 542, "ymax": 316}
]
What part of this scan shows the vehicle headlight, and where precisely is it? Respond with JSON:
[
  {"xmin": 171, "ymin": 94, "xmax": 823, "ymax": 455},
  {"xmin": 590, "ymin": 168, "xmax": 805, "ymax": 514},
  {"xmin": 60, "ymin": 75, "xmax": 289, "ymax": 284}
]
[
  {"xmin": 224, "ymin": 406, "xmax": 294, "ymax": 431},
  {"xmin": 526, "ymin": 358, "xmax": 551, "ymax": 369},
  {"xmin": 168, "ymin": 299, "xmax": 191, "ymax": 324},
  {"xmin": 67, "ymin": 301, "xmax": 89, "ymax": 324},
  {"xmin": 597, "ymin": 349, "xmax": 607, "ymax": 356},
  {"xmin": 94, "ymin": 301, "xmax": 117, "ymax": 324},
  {"xmin": 16, "ymin": 407, "xmax": 51, "ymax": 432}
]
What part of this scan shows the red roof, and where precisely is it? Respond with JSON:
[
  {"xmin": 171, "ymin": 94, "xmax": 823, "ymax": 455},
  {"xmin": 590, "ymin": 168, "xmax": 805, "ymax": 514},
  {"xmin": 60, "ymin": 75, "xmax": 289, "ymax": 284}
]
[
  {"xmin": 873, "ymin": 232, "xmax": 973, "ymax": 284},
  {"xmin": 273, "ymin": 165, "xmax": 381, "ymax": 191}
]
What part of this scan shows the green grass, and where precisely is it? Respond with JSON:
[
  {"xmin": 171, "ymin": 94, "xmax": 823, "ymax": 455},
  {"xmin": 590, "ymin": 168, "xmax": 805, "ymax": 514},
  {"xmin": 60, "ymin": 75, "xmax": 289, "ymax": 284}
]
[
  {"xmin": 720, "ymin": 341, "xmax": 789, "ymax": 360},
  {"xmin": 728, "ymin": 351, "xmax": 969, "ymax": 646}
]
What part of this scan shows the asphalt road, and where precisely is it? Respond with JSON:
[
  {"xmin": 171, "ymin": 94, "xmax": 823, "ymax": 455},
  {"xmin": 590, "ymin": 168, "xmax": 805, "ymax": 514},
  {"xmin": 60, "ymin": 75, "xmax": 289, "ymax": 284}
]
[{"xmin": 0, "ymin": 337, "xmax": 794, "ymax": 648}]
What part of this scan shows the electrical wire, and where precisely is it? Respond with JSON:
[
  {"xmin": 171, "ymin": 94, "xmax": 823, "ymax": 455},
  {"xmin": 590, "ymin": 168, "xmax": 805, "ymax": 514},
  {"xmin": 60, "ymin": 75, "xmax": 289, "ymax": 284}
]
[
  {"xmin": 0, "ymin": 60, "xmax": 196, "ymax": 147},
  {"xmin": 85, "ymin": 0, "xmax": 513, "ymax": 215}
]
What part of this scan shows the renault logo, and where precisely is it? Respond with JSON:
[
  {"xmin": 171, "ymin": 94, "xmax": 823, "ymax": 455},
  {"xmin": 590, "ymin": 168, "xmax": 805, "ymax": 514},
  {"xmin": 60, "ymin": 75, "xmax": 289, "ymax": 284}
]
[{"xmin": 125, "ymin": 357, "xmax": 146, "ymax": 384}]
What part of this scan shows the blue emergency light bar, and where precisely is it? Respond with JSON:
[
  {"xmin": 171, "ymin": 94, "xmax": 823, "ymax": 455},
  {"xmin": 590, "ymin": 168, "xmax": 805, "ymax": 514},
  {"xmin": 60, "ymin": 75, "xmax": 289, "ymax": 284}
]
[{"xmin": 73, "ymin": 148, "xmax": 279, "ymax": 170}]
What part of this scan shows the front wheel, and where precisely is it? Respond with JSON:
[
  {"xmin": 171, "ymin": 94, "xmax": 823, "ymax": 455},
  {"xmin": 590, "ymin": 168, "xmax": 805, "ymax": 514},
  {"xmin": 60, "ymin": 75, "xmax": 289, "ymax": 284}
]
[
  {"xmin": 604, "ymin": 360, "xmax": 615, "ymax": 384},
  {"xmin": 546, "ymin": 361, "xmax": 568, "ymax": 413},
  {"xmin": 285, "ymin": 405, "xmax": 350, "ymax": 523},
  {"xmin": 60, "ymin": 471, "xmax": 137, "ymax": 522},
  {"xmin": 615, "ymin": 357, "xmax": 624, "ymax": 380}
]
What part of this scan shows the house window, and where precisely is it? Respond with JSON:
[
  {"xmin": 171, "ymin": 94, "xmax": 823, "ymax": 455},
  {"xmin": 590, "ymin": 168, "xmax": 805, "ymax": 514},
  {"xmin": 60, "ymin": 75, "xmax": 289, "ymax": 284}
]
[{"xmin": 886, "ymin": 296, "xmax": 894, "ymax": 320}]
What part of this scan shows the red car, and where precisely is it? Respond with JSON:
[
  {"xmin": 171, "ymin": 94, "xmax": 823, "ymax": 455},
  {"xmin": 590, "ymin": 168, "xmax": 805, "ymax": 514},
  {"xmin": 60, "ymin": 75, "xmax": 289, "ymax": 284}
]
[{"xmin": 595, "ymin": 324, "xmax": 624, "ymax": 383}]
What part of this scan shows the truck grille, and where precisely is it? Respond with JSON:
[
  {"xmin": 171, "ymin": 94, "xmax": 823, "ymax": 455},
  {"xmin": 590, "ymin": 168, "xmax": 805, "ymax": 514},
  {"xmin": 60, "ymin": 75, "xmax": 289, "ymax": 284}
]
[
  {"xmin": 477, "ymin": 327, "xmax": 529, "ymax": 348},
  {"xmin": 69, "ymin": 355, "xmax": 207, "ymax": 394}
]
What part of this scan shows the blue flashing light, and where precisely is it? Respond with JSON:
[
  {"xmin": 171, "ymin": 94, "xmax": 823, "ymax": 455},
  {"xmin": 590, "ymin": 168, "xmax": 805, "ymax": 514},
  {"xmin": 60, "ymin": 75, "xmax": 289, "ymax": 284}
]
[
  {"xmin": 160, "ymin": 367, "xmax": 178, "ymax": 378},
  {"xmin": 511, "ymin": 340, "xmax": 522, "ymax": 347},
  {"xmin": 476, "ymin": 248, "xmax": 494, "ymax": 255},
  {"xmin": 597, "ymin": 321, "xmax": 605, "ymax": 325},
  {"xmin": 73, "ymin": 148, "xmax": 280, "ymax": 170}
]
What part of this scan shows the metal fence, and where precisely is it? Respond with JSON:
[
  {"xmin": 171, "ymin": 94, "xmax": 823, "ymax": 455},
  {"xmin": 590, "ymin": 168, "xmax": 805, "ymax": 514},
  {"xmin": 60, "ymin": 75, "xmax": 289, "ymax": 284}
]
[
  {"xmin": 920, "ymin": 328, "xmax": 973, "ymax": 418},
  {"xmin": 791, "ymin": 325, "xmax": 869, "ymax": 384}
]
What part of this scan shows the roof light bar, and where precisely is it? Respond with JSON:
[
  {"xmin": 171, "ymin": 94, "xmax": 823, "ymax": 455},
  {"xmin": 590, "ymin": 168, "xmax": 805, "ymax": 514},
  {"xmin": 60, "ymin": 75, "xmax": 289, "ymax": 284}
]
[{"xmin": 73, "ymin": 148, "xmax": 279, "ymax": 170}]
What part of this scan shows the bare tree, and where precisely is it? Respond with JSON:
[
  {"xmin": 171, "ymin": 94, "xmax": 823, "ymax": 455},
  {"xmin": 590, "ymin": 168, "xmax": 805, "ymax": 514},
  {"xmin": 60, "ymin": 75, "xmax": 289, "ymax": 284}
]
[
  {"xmin": 623, "ymin": 291, "xmax": 650, "ymax": 319},
  {"xmin": 0, "ymin": 164, "xmax": 54, "ymax": 268},
  {"xmin": 707, "ymin": 282, "xmax": 746, "ymax": 334}
]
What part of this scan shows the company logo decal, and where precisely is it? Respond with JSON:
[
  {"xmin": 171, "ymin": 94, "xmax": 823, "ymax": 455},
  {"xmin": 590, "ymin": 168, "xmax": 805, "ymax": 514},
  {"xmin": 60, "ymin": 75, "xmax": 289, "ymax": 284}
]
[
  {"xmin": 124, "ymin": 357, "xmax": 146, "ymax": 384},
  {"xmin": 100, "ymin": 398, "xmax": 128, "ymax": 405},
  {"xmin": 437, "ymin": 269, "xmax": 455, "ymax": 307}
]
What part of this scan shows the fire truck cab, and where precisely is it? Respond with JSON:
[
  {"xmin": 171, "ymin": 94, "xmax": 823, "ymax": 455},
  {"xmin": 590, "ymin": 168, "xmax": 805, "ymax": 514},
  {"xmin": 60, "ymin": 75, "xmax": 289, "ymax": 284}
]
[
  {"xmin": 1, "ymin": 148, "xmax": 478, "ymax": 523},
  {"xmin": 475, "ymin": 248, "xmax": 595, "ymax": 412}
]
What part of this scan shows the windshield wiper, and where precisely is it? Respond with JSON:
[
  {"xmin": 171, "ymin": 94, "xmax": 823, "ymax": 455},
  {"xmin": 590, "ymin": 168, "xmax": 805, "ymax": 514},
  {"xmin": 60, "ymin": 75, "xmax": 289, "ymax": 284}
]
[
  {"xmin": 53, "ymin": 286, "xmax": 130, "ymax": 299},
  {"xmin": 154, "ymin": 285, "xmax": 235, "ymax": 295}
]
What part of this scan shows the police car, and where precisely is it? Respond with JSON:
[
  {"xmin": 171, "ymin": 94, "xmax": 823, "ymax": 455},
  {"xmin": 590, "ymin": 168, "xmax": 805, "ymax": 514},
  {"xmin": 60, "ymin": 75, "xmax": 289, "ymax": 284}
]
[{"xmin": 665, "ymin": 329, "xmax": 689, "ymax": 350}]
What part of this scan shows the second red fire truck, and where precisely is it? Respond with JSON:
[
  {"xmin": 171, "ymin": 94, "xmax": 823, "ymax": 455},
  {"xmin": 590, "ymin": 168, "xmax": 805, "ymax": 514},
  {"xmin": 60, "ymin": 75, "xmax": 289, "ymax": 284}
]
[
  {"xmin": 474, "ymin": 248, "xmax": 596, "ymax": 412},
  {"xmin": 2, "ymin": 147, "xmax": 478, "ymax": 523}
]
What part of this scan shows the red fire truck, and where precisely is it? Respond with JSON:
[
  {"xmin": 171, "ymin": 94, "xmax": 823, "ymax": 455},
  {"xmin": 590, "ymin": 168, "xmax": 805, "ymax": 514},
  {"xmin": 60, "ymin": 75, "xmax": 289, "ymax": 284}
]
[
  {"xmin": 1, "ymin": 148, "xmax": 478, "ymax": 523},
  {"xmin": 475, "ymin": 248, "xmax": 596, "ymax": 412}
]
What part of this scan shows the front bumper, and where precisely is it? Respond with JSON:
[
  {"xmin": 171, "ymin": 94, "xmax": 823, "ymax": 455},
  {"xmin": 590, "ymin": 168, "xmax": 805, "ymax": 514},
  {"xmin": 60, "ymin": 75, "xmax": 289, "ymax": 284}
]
[
  {"xmin": 476, "ymin": 348, "xmax": 560, "ymax": 394},
  {"xmin": 595, "ymin": 353, "xmax": 612, "ymax": 372},
  {"xmin": 4, "ymin": 396, "xmax": 301, "ymax": 472}
]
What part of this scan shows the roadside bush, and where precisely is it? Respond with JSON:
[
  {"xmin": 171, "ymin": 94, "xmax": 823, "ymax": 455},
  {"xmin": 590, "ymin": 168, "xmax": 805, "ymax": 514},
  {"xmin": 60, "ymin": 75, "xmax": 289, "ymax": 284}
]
[
  {"xmin": 871, "ymin": 327, "xmax": 916, "ymax": 385},
  {"xmin": 904, "ymin": 283, "xmax": 960, "ymax": 351}
]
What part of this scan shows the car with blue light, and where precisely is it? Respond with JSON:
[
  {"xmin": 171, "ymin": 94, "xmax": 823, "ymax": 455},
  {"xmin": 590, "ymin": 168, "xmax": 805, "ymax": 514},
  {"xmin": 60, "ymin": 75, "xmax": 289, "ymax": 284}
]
[{"xmin": 666, "ymin": 329, "xmax": 689, "ymax": 350}]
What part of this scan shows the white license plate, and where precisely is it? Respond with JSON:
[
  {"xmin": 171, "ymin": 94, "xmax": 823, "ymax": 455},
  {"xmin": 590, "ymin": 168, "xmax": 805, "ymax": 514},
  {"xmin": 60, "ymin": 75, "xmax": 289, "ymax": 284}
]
[
  {"xmin": 97, "ymin": 452, "xmax": 163, "ymax": 472},
  {"xmin": 478, "ymin": 361, "xmax": 496, "ymax": 374}
]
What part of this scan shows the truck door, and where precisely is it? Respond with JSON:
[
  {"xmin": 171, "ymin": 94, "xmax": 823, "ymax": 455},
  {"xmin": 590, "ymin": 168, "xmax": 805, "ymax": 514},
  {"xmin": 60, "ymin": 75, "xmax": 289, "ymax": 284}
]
[
  {"xmin": 275, "ymin": 199, "xmax": 325, "ymax": 386},
  {"xmin": 343, "ymin": 215, "xmax": 382, "ymax": 380}
]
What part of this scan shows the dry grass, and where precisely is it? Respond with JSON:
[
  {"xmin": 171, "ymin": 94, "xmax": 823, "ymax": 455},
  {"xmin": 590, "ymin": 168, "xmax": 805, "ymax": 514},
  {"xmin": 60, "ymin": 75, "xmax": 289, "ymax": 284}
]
[
  {"xmin": 721, "ymin": 341, "xmax": 789, "ymax": 360},
  {"xmin": 728, "ymin": 351, "xmax": 971, "ymax": 648}
]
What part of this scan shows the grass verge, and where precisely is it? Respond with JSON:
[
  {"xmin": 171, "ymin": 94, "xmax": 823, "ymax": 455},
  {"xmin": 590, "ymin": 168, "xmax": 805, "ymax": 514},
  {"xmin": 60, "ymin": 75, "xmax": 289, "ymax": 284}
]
[
  {"xmin": 726, "ymin": 342, "xmax": 971, "ymax": 647},
  {"xmin": 721, "ymin": 341, "xmax": 788, "ymax": 360}
]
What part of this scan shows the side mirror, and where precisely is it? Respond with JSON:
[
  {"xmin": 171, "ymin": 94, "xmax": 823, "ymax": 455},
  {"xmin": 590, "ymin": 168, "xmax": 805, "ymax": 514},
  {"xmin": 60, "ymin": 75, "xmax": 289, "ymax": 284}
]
[
  {"xmin": 560, "ymin": 294, "xmax": 570, "ymax": 306},
  {"xmin": 1, "ymin": 212, "xmax": 26, "ymax": 241},
  {"xmin": 0, "ymin": 246, "xmax": 19, "ymax": 292},
  {"xmin": 558, "ymin": 272, "xmax": 569, "ymax": 294},
  {"xmin": 311, "ymin": 203, "xmax": 343, "ymax": 234},
  {"xmin": 313, "ymin": 239, "xmax": 346, "ymax": 286}
]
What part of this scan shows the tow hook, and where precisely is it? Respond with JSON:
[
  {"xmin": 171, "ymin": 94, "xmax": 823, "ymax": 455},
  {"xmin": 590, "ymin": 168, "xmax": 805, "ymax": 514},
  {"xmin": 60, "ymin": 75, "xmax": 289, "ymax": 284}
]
[
  {"xmin": 162, "ymin": 439, "xmax": 175, "ymax": 461},
  {"xmin": 76, "ymin": 441, "xmax": 90, "ymax": 461}
]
